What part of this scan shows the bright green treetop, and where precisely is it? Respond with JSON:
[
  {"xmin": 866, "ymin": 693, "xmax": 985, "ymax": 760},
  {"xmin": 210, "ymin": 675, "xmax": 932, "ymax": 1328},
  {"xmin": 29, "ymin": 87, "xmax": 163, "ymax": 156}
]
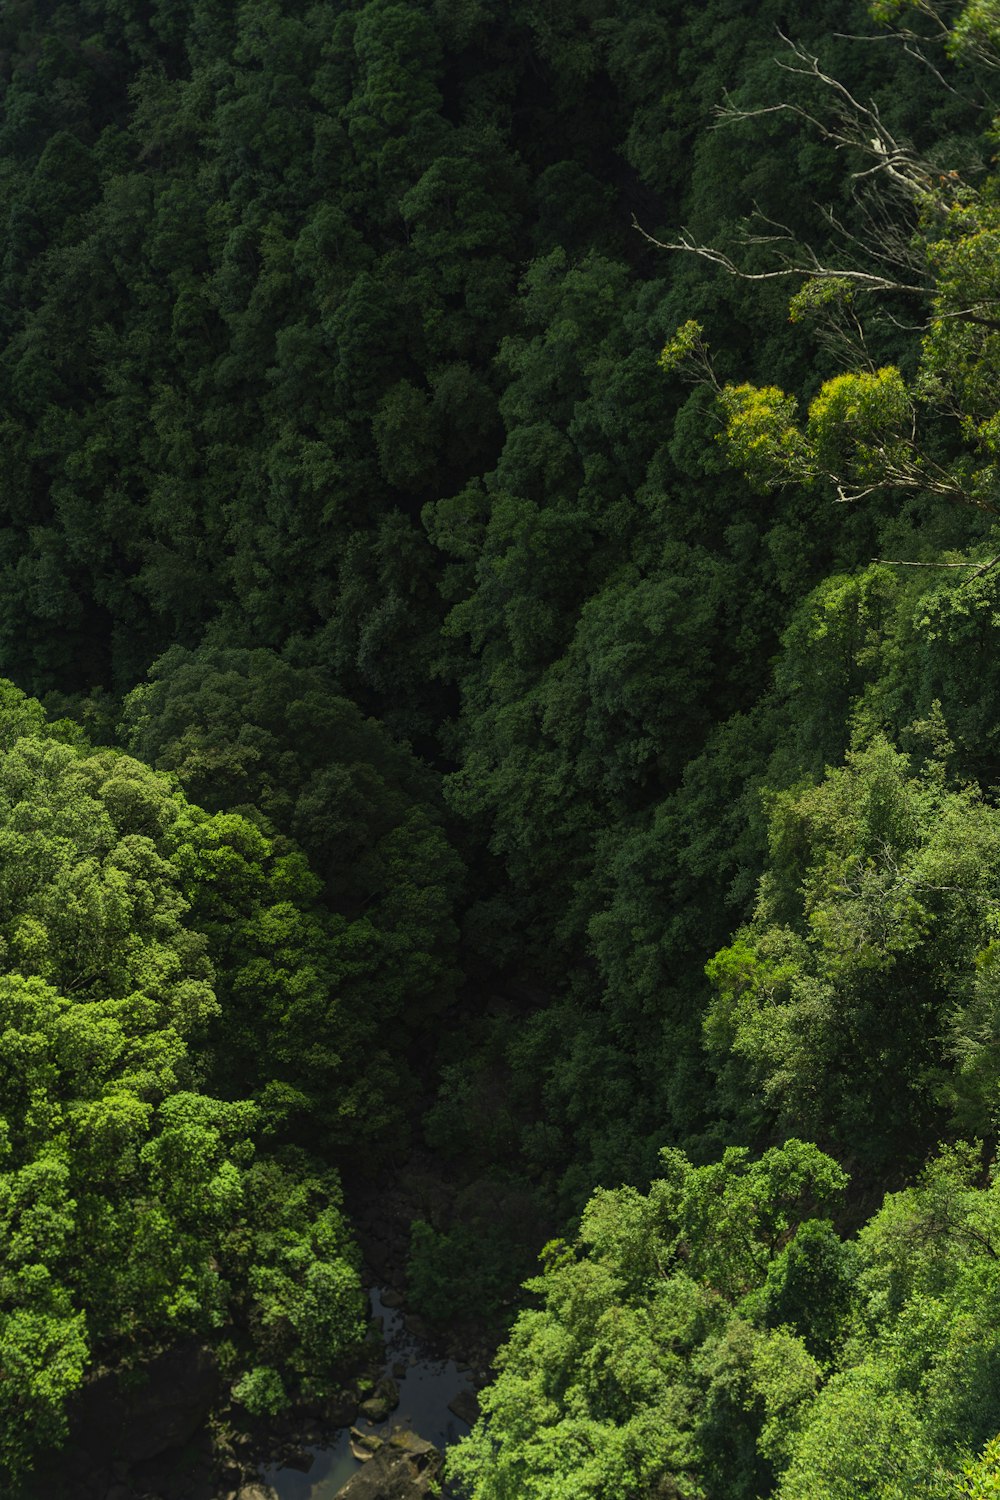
[{"xmin": 0, "ymin": 680, "xmax": 364, "ymax": 1487}]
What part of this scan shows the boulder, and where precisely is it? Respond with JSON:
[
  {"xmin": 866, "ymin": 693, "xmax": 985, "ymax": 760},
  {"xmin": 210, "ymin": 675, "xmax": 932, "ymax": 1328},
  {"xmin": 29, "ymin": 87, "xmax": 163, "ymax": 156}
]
[
  {"xmin": 72, "ymin": 1342, "xmax": 221, "ymax": 1467},
  {"xmin": 387, "ymin": 1431, "xmax": 437, "ymax": 1459},
  {"xmin": 358, "ymin": 1395, "xmax": 391, "ymax": 1424},
  {"xmin": 447, "ymin": 1388, "xmax": 480, "ymax": 1428},
  {"xmin": 333, "ymin": 1436, "xmax": 442, "ymax": 1499},
  {"xmin": 376, "ymin": 1377, "xmax": 400, "ymax": 1411},
  {"xmin": 350, "ymin": 1427, "xmax": 383, "ymax": 1457}
]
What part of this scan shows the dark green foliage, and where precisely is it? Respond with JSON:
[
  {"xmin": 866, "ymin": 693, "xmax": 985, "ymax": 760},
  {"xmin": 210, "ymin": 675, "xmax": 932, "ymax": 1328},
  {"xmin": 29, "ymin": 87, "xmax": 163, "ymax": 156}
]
[
  {"xmin": 121, "ymin": 645, "xmax": 446, "ymax": 899},
  {"xmin": 121, "ymin": 644, "xmax": 465, "ymax": 1131},
  {"xmin": 407, "ymin": 1180, "xmax": 550, "ymax": 1327},
  {"xmin": 4, "ymin": 1, "xmax": 1000, "ymax": 1495}
]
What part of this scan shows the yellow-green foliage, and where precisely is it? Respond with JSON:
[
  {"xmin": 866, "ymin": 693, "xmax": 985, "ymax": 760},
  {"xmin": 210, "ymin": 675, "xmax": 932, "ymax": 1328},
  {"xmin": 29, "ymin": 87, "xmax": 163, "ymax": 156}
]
[
  {"xmin": 659, "ymin": 318, "xmax": 708, "ymax": 375},
  {"xmin": 959, "ymin": 1436, "xmax": 1000, "ymax": 1497},
  {"xmin": 718, "ymin": 384, "xmax": 811, "ymax": 488},
  {"xmin": 711, "ymin": 367, "xmax": 915, "ymax": 496},
  {"xmin": 806, "ymin": 368, "xmax": 912, "ymax": 479}
]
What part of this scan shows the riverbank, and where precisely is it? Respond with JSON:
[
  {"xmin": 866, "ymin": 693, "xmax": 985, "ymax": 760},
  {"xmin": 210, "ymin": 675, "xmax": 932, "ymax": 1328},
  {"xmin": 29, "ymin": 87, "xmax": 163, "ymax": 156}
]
[
  {"xmin": 262, "ymin": 1288, "xmax": 478, "ymax": 1499},
  {"xmin": 24, "ymin": 1141, "xmax": 500, "ymax": 1500}
]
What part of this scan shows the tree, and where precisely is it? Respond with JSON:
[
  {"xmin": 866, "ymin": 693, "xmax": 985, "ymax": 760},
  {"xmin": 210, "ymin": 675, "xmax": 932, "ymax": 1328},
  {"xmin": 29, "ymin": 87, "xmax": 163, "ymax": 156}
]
[
  {"xmin": 120, "ymin": 645, "xmax": 464, "ymax": 1131},
  {"xmin": 0, "ymin": 680, "xmax": 366, "ymax": 1486},
  {"xmin": 447, "ymin": 1139, "xmax": 844, "ymax": 1500},
  {"xmin": 778, "ymin": 1142, "xmax": 1000, "ymax": 1498},
  {"xmin": 657, "ymin": 7, "xmax": 1000, "ymax": 569},
  {"xmin": 705, "ymin": 736, "xmax": 1000, "ymax": 1161},
  {"xmin": 957, "ymin": 1436, "xmax": 1000, "ymax": 1499}
]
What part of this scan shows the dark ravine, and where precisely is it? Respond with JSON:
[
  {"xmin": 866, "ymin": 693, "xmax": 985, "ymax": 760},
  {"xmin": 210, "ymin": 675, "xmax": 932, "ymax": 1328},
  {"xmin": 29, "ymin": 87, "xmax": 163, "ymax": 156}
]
[
  {"xmin": 262, "ymin": 1289, "xmax": 478, "ymax": 1500},
  {"xmin": 252, "ymin": 1140, "xmax": 500, "ymax": 1499},
  {"xmin": 31, "ymin": 1145, "xmax": 495, "ymax": 1500},
  {"xmin": 341, "ymin": 1142, "xmax": 509, "ymax": 1379},
  {"xmin": 34, "ymin": 1286, "xmax": 479, "ymax": 1500}
]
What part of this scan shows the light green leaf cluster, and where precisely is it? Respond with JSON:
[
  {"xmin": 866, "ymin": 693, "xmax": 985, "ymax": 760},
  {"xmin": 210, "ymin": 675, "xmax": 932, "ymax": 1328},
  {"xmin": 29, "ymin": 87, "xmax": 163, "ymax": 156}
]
[
  {"xmin": 231, "ymin": 1364, "xmax": 288, "ymax": 1418},
  {"xmin": 716, "ymin": 385, "xmax": 812, "ymax": 490},
  {"xmin": 708, "ymin": 367, "xmax": 919, "ymax": 500},
  {"xmin": 705, "ymin": 737, "xmax": 1000, "ymax": 1159},
  {"xmin": 447, "ymin": 1140, "xmax": 842, "ymax": 1499},
  {"xmin": 658, "ymin": 319, "xmax": 709, "ymax": 377},
  {"xmin": 0, "ymin": 682, "xmax": 364, "ymax": 1485},
  {"xmin": 806, "ymin": 368, "xmax": 913, "ymax": 481},
  {"xmin": 958, "ymin": 1435, "xmax": 1000, "ymax": 1497},
  {"xmin": 947, "ymin": 0, "xmax": 1000, "ymax": 65}
]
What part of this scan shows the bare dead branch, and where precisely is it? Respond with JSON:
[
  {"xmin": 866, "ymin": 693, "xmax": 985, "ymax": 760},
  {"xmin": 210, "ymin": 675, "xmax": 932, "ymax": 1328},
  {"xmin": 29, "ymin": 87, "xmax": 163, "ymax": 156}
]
[
  {"xmin": 816, "ymin": 203, "xmax": 925, "ymax": 279},
  {"xmin": 830, "ymin": 22, "xmax": 977, "ymax": 103},
  {"xmin": 873, "ymin": 555, "xmax": 1000, "ymax": 578},
  {"xmin": 715, "ymin": 31, "xmax": 971, "ymax": 210},
  {"xmin": 643, "ymin": 15, "xmax": 1000, "ymax": 564},
  {"xmin": 942, "ymin": 309, "xmax": 1000, "ymax": 331},
  {"xmin": 633, "ymin": 216, "xmax": 927, "ymax": 293}
]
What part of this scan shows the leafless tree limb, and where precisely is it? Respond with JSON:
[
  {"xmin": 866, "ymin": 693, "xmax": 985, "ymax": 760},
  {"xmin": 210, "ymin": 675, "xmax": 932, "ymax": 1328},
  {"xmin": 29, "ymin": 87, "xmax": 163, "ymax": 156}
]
[
  {"xmin": 645, "ymin": 14, "xmax": 1000, "ymax": 577},
  {"xmin": 633, "ymin": 215, "xmax": 928, "ymax": 294},
  {"xmin": 713, "ymin": 31, "xmax": 954, "ymax": 205},
  {"xmin": 873, "ymin": 555, "xmax": 1000, "ymax": 574}
]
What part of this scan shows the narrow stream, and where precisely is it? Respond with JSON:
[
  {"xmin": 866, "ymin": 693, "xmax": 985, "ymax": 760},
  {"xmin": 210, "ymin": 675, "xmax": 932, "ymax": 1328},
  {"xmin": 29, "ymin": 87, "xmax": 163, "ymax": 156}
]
[{"xmin": 263, "ymin": 1289, "xmax": 476, "ymax": 1498}]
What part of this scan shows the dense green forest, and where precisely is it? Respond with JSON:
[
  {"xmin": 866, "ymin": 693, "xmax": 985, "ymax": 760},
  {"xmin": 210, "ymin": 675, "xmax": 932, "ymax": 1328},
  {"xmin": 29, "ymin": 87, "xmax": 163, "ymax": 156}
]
[{"xmin": 4, "ymin": 0, "xmax": 1000, "ymax": 1493}]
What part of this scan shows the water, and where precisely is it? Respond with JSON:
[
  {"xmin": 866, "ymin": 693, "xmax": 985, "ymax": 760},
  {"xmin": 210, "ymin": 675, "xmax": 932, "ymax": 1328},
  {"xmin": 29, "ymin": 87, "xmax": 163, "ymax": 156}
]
[
  {"xmin": 264, "ymin": 1288, "xmax": 476, "ymax": 1499},
  {"xmin": 264, "ymin": 1431, "xmax": 360, "ymax": 1498}
]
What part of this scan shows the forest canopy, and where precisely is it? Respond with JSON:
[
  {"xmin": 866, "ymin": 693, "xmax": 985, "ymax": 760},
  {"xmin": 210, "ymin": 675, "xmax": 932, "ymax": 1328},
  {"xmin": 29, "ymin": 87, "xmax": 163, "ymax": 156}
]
[{"xmin": 2, "ymin": 0, "xmax": 1000, "ymax": 1494}]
